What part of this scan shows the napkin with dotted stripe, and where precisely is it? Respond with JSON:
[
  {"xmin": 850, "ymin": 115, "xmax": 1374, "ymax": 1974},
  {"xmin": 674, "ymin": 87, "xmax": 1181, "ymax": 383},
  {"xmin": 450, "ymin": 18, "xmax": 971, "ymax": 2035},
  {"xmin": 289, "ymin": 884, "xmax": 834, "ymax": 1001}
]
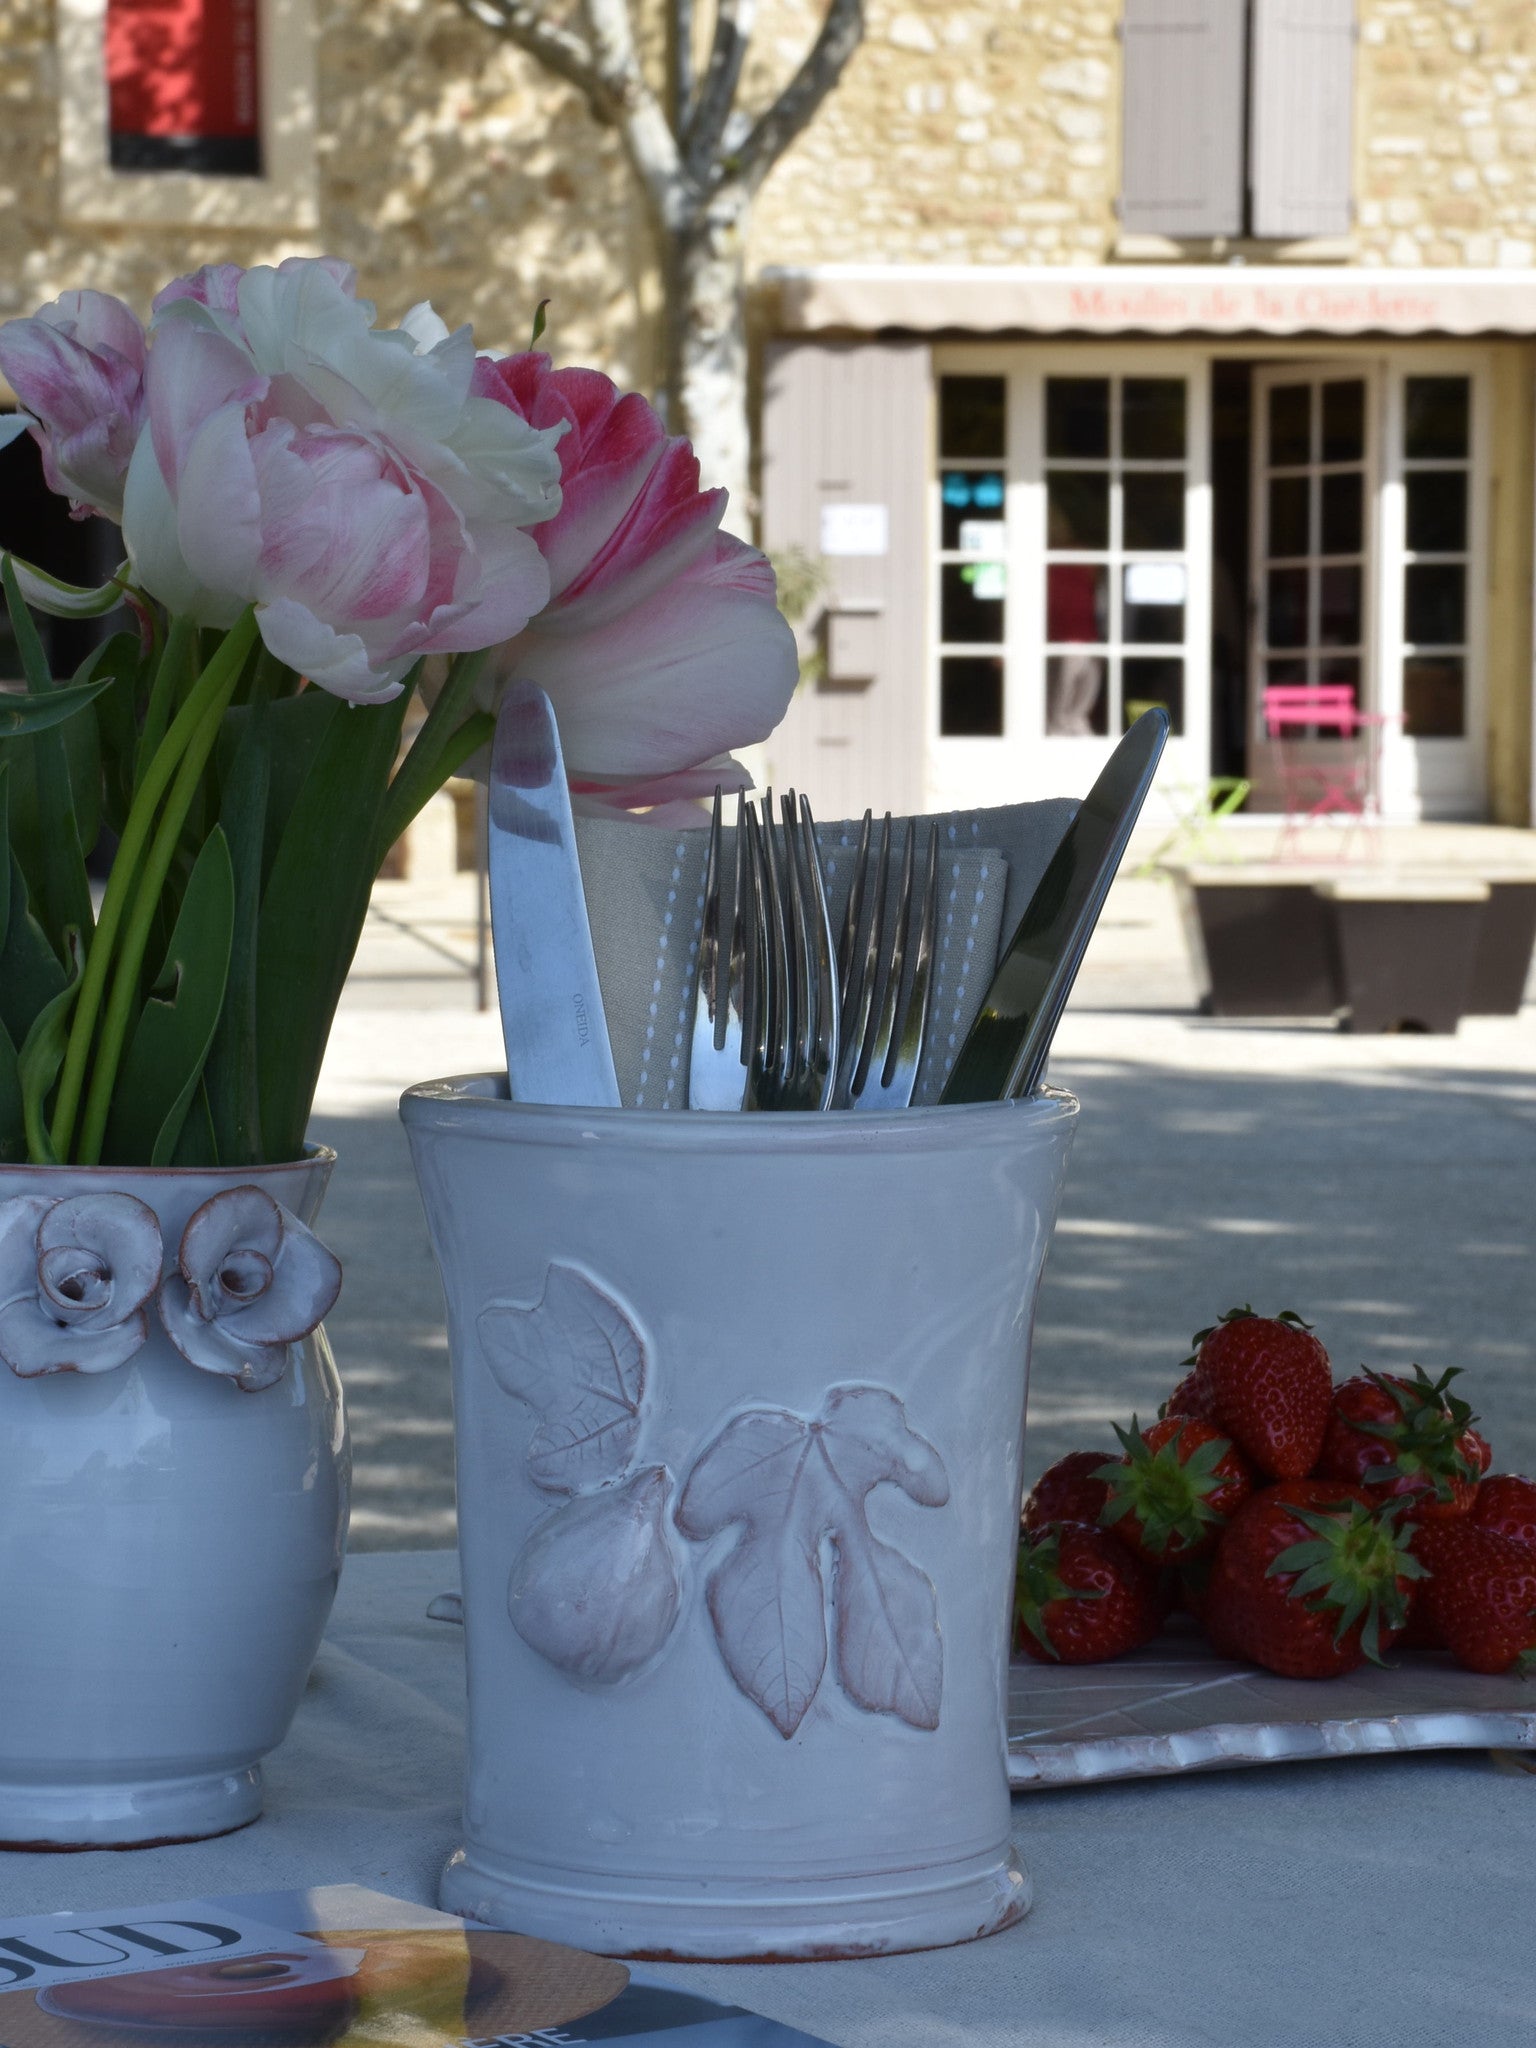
[{"xmin": 575, "ymin": 799, "xmax": 1078, "ymax": 1110}]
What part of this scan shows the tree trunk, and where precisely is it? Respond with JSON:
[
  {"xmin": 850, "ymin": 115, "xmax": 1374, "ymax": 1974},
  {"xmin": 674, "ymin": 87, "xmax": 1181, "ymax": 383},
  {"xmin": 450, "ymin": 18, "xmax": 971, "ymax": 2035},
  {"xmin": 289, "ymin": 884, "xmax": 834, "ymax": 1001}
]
[{"xmin": 664, "ymin": 186, "xmax": 753, "ymax": 535}]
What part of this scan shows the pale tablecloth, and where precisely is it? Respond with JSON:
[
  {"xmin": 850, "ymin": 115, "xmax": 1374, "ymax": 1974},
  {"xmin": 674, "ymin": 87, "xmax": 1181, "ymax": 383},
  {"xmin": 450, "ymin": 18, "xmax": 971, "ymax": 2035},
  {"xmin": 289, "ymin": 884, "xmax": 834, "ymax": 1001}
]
[{"xmin": 2, "ymin": 1551, "xmax": 1532, "ymax": 2048}]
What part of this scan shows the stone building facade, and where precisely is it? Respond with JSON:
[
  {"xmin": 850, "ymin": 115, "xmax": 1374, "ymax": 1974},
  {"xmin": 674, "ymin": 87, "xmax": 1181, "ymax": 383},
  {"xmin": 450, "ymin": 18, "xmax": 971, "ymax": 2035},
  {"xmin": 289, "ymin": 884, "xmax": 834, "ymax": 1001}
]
[{"xmin": 3, "ymin": 0, "xmax": 1536, "ymax": 823}]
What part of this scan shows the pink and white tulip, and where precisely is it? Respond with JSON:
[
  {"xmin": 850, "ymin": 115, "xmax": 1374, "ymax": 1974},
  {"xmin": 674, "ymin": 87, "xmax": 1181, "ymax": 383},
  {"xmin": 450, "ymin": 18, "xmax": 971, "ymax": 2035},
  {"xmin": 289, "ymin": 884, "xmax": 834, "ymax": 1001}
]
[
  {"xmin": 0, "ymin": 290, "xmax": 148, "ymax": 522},
  {"xmin": 473, "ymin": 352, "xmax": 797, "ymax": 811},
  {"xmin": 121, "ymin": 260, "xmax": 567, "ymax": 704}
]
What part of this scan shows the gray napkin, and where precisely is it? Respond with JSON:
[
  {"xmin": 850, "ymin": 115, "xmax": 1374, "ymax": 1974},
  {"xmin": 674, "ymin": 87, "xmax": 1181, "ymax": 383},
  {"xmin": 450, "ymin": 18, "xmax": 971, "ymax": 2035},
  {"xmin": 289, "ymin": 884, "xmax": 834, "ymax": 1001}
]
[{"xmin": 576, "ymin": 799, "xmax": 1077, "ymax": 1110}]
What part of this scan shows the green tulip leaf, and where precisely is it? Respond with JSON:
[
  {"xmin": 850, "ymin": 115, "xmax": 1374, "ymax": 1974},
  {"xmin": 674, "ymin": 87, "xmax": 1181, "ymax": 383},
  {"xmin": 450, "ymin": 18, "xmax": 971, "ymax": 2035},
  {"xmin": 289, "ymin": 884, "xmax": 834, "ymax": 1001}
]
[
  {"xmin": 0, "ymin": 1015, "xmax": 23, "ymax": 1163},
  {"xmin": 0, "ymin": 767, "xmax": 69, "ymax": 1057},
  {"xmin": 0, "ymin": 669, "xmax": 122, "ymax": 738},
  {"xmin": 18, "ymin": 927, "xmax": 84, "ymax": 1166}
]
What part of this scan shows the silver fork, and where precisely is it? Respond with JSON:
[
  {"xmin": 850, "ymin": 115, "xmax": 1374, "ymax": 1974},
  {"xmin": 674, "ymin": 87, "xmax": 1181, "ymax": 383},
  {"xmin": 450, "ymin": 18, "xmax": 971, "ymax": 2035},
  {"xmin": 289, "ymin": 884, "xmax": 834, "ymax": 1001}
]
[
  {"xmin": 835, "ymin": 812, "xmax": 940, "ymax": 1111},
  {"xmin": 744, "ymin": 790, "xmax": 839, "ymax": 1111},
  {"xmin": 688, "ymin": 787, "xmax": 755, "ymax": 1110}
]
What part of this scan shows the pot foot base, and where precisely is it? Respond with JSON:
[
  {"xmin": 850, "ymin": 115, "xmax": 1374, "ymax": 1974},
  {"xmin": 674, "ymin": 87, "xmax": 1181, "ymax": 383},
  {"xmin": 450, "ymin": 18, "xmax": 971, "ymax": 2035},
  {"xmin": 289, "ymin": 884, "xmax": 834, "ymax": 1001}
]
[
  {"xmin": 0, "ymin": 1765, "xmax": 263, "ymax": 1849},
  {"xmin": 440, "ymin": 1842, "xmax": 1030, "ymax": 1961}
]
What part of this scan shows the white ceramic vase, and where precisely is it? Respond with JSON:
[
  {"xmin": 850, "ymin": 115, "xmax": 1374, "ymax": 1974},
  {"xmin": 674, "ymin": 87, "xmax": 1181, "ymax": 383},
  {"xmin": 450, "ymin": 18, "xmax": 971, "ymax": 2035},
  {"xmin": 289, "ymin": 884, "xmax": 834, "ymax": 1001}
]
[
  {"xmin": 402, "ymin": 1077, "xmax": 1077, "ymax": 1961},
  {"xmin": 0, "ymin": 1151, "xmax": 349, "ymax": 1848}
]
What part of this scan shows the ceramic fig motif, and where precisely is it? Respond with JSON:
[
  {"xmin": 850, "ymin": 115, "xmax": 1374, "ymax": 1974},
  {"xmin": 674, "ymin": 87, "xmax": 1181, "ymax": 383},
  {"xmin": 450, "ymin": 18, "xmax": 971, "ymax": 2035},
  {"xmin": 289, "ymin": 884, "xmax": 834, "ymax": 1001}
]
[
  {"xmin": 158, "ymin": 1184, "xmax": 342, "ymax": 1392},
  {"xmin": 676, "ymin": 1384, "xmax": 951, "ymax": 1739},
  {"xmin": 508, "ymin": 1465, "xmax": 683, "ymax": 1684},
  {"xmin": 0, "ymin": 1190, "xmax": 162, "ymax": 1377},
  {"xmin": 478, "ymin": 1263, "xmax": 647, "ymax": 1493}
]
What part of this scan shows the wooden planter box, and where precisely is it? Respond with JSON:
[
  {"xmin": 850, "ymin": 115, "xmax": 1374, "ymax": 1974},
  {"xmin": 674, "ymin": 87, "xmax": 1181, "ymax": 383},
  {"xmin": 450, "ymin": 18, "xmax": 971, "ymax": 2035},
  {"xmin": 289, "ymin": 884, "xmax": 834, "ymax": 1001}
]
[
  {"xmin": 1315, "ymin": 877, "xmax": 1489, "ymax": 1035},
  {"xmin": 1177, "ymin": 866, "xmax": 1532, "ymax": 1033}
]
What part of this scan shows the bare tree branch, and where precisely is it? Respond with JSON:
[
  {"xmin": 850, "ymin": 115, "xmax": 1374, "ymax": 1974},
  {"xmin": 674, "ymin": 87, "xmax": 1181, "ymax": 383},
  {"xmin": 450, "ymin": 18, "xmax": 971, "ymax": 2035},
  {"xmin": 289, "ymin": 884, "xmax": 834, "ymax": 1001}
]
[
  {"xmin": 731, "ymin": 0, "xmax": 863, "ymax": 193},
  {"xmin": 666, "ymin": 0, "xmax": 695, "ymax": 133},
  {"xmin": 683, "ymin": 0, "xmax": 755, "ymax": 179},
  {"xmin": 582, "ymin": 0, "xmax": 689, "ymax": 222},
  {"xmin": 450, "ymin": 0, "xmax": 620, "ymax": 125}
]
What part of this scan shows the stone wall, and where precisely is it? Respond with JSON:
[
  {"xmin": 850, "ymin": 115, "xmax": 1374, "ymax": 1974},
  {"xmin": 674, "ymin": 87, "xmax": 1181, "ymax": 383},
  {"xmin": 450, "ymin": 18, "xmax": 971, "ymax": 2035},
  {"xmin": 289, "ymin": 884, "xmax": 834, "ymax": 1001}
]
[
  {"xmin": 5, "ymin": 2, "xmax": 1536, "ymax": 354},
  {"xmin": 0, "ymin": 0, "xmax": 648, "ymax": 379},
  {"xmin": 1356, "ymin": 0, "xmax": 1536, "ymax": 268}
]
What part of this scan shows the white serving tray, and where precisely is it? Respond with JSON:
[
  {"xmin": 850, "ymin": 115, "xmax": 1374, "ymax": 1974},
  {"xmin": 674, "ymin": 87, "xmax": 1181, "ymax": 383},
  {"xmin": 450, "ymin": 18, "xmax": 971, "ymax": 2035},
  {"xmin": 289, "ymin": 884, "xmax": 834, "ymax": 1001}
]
[{"xmin": 1007, "ymin": 1620, "xmax": 1536, "ymax": 1789}]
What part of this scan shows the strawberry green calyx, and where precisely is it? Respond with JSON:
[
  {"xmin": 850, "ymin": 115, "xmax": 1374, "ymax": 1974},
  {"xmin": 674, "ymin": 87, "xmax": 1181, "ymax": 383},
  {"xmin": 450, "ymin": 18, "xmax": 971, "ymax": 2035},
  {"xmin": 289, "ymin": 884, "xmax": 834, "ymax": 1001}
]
[
  {"xmin": 1096, "ymin": 1417, "xmax": 1241, "ymax": 1562},
  {"xmin": 1014, "ymin": 1527, "xmax": 1101, "ymax": 1660},
  {"xmin": 1350, "ymin": 1365, "xmax": 1481, "ymax": 1500},
  {"xmin": 1269, "ymin": 1497, "xmax": 1426, "ymax": 1665}
]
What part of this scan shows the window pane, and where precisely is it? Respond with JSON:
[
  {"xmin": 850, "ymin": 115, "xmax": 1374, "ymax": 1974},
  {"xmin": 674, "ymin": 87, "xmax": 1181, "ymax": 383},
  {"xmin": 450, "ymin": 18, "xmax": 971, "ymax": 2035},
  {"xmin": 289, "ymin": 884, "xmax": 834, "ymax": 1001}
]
[
  {"xmin": 1406, "ymin": 469, "xmax": 1467, "ymax": 554},
  {"xmin": 1405, "ymin": 377, "xmax": 1470, "ymax": 461},
  {"xmin": 1046, "ymin": 378, "xmax": 1110, "ymax": 459},
  {"xmin": 1319, "ymin": 565, "xmax": 1362, "ymax": 646},
  {"xmin": 1122, "ymin": 379, "xmax": 1186, "ymax": 460},
  {"xmin": 939, "ymin": 377, "xmax": 1006, "ymax": 459},
  {"xmin": 1046, "ymin": 470, "xmax": 1110, "ymax": 549},
  {"xmin": 1267, "ymin": 567, "xmax": 1309, "ymax": 647},
  {"xmin": 1268, "ymin": 475, "xmax": 1310, "ymax": 558},
  {"xmin": 940, "ymin": 468, "xmax": 1005, "ymax": 548},
  {"xmin": 1269, "ymin": 384, "xmax": 1311, "ymax": 467},
  {"xmin": 1122, "ymin": 563, "xmax": 1185, "ymax": 644},
  {"xmin": 1320, "ymin": 471, "xmax": 1363, "ymax": 556},
  {"xmin": 1318, "ymin": 657, "xmax": 1360, "ymax": 692},
  {"xmin": 1046, "ymin": 654, "xmax": 1108, "ymax": 736},
  {"xmin": 1403, "ymin": 656, "xmax": 1466, "ymax": 738},
  {"xmin": 940, "ymin": 655, "xmax": 1005, "ymax": 736},
  {"xmin": 1123, "ymin": 657, "xmax": 1184, "ymax": 736},
  {"xmin": 1405, "ymin": 563, "xmax": 1466, "ymax": 645},
  {"xmin": 1321, "ymin": 381, "xmax": 1366, "ymax": 464},
  {"xmin": 1267, "ymin": 657, "xmax": 1308, "ymax": 685},
  {"xmin": 941, "ymin": 560, "xmax": 1006, "ymax": 642},
  {"xmin": 1123, "ymin": 472, "xmax": 1185, "ymax": 549},
  {"xmin": 1046, "ymin": 562, "xmax": 1107, "ymax": 643}
]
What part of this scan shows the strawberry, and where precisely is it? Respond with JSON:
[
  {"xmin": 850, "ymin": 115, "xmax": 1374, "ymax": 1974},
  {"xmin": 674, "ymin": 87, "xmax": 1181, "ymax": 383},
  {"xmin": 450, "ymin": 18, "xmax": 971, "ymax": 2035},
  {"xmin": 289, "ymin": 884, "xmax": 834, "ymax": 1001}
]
[
  {"xmin": 1095, "ymin": 1416, "xmax": 1255, "ymax": 1566},
  {"xmin": 1190, "ymin": 1307, "xmax": 1332, "ymax": 1479},
  {"xmin": 1204, "ymin": 1480, "xmax": 1423, "ymax": 1679},
  {"xmin": 1161, "ymin": 1369, "xmax": 1221, "ymax": 1425},
  {"xmin": 1414, "ymin": 1520, "xmax": 1536, "ymax": 1676},
  {"xmin": 1022, "ymin": 1450, "xmax": 1111, "ymax": 1532},
  {"xmin": 1013, "ymin": 1522, "xmax": 1165, "ymax": 1664},
  {"xmin": 1471, "ymin": 1474, "xmax": 1536, "ymax": 1552},
  {"xmin": 1317, "ymin": 1365, "xmax": 1483, "ymax": 1519}
]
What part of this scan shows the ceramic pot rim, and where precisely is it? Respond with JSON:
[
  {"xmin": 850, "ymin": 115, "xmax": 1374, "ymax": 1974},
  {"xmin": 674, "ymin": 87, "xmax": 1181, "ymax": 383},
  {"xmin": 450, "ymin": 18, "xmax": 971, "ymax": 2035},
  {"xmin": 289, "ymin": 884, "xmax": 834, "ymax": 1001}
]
[
  {"xmin": 0, "ymin": 1144, "xmax": 337, "ymax": 1183},
  {"xmin": 400, "ymin": 1072, "xmax": 1078, "ymax": 1159}
]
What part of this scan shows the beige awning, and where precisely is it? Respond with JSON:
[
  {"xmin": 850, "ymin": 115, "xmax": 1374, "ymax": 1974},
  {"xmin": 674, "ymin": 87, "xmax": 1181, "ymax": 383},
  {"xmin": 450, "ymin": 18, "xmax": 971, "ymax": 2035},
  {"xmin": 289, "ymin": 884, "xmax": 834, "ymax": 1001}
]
[{"xmin": 762, "ymin": 263, "xmax": 1536, "ymax": 339}]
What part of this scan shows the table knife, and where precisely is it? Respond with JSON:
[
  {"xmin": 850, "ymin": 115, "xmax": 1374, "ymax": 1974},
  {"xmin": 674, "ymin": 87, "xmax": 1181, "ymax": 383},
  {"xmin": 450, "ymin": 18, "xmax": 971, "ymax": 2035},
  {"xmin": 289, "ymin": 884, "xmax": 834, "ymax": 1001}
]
[
  {"xmin": 488, "ymin": 681, "xmax": 622, "ymax": 1108},
  {"xmin": 939, "ymin": 707, "xmax": 1169, "ymax": 1104}
]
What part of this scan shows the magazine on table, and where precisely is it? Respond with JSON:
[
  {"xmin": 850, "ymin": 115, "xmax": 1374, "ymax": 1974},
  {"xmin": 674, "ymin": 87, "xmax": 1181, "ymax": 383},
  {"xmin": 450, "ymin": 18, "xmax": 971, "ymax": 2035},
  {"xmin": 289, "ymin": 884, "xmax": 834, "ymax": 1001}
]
[{"xmin": 0, "ymin": 1885, "xmax": 834, "ymax": 2047}]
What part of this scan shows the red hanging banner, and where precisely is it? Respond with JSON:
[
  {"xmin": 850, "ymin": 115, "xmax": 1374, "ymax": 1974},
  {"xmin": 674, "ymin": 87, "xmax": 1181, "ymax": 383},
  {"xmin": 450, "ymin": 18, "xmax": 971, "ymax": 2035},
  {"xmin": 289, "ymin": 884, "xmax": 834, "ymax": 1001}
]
[{"xmin": 106, "ymin": 0, "xmax": 261, "ymax": 174}]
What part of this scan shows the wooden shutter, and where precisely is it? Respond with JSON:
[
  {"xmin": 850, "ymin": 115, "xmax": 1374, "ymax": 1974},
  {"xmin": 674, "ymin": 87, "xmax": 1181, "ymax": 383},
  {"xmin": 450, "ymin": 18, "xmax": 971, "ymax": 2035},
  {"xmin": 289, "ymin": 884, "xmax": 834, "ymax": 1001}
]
[
  {"xmin": 1249, "ymin": 0, "xmax": 1356, "ymax": 238},
  {"xmin": 1119, "ymin": 0, "xmax": 1246, "ymax": 237},
  {"xmin": 758, "ymin": 341, "xmax": 930, "ymax": 818}
]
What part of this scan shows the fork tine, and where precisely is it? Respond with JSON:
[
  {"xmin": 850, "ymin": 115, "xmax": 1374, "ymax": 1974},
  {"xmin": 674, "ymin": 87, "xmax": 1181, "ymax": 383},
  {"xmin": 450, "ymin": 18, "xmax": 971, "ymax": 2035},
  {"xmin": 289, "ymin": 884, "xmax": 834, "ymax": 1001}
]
[
  {"xmin": 836, "ymin": 808, "xmax": 873, "ymax": 1002},
  {"xmin": 780, "ymin": 791, "xmax": 815, "ymax": 1088},
  {"xmin": 688, "ymin": 785, "xmax": 749, "ymax": 1109},
  {"xmin": 844, "ymin": 818, "xmax": 940, "ymax": 1111},
  {"xmin": 838, "ymin": 812, "xmax": 892, "ymax": 1103},
  {"xmin": 742, "ymin": 797, "xmax": 780, "ymax": 1109},
  {"xmin": 793, "ymin": 795, "xmax": 838, "ymax": 1109}
]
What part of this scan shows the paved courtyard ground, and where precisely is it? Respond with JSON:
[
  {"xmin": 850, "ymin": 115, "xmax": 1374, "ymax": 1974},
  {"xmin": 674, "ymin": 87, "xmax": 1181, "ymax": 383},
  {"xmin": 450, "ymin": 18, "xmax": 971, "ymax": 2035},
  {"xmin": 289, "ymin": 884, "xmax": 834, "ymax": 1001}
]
[{"xmin": 315, "ymin": 838, "xmax": 1536, "ymax": 1550}]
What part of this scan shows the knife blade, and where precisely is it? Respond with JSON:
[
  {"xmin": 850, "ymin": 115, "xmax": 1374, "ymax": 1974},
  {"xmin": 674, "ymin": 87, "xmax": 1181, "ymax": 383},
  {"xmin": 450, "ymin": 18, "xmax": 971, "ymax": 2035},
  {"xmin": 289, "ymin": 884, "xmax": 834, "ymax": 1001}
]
[
  {"xmin": 938, "ymin": 707, "xmax": 1169, "ymax": 1105},
  {"xmin": 488, "ymin": 681, "xmax": 622, "ymax": 1108}
]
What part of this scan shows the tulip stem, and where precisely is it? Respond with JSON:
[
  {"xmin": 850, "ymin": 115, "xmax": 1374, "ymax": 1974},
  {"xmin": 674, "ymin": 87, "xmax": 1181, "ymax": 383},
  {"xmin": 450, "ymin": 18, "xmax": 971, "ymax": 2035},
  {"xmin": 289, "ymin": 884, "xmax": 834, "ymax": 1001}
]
[
  {"xmin": 375, "ymin": 651, "xmax": 486, "ymax": 864},
  {"xmin": 50, "ymin": 609, "xmax": 258, "ymax": 1162},
  {"xmin": 133, "ymin": 612, "xmax": 199, "ymax": 793}
]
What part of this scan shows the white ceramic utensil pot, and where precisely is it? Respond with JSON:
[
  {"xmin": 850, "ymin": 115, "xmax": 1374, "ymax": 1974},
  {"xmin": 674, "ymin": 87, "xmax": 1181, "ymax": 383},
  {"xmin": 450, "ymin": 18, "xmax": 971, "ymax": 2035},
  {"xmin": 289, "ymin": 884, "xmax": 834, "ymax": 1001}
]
[
  {"xmin": 402, "ymin": 1078, "xmax": 1077, "ymax": 1960},
  {"xmin": 0, "ymin": 1153, "xmax": 349, "ymax": 1848}
]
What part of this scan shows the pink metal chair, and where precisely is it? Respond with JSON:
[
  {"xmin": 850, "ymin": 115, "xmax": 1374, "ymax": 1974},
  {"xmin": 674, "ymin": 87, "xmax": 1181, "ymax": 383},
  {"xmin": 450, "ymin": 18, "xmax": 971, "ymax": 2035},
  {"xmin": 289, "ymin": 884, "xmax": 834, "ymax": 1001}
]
[{"xmin": 1261, "ymin": 684, "xmax": 1397, "ymax": 859}]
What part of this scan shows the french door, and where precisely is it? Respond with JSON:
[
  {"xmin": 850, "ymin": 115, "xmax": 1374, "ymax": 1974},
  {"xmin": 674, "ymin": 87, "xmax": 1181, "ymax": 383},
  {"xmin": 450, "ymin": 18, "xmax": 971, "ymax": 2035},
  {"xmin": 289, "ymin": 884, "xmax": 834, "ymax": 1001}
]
[
  {"xmin": 929, "ymin": 348, "xmax": 1210, "ymax": 812},
  {"xmin": 1248, "ymin": 363, "xmax": 1377, "ymax": 809}
]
